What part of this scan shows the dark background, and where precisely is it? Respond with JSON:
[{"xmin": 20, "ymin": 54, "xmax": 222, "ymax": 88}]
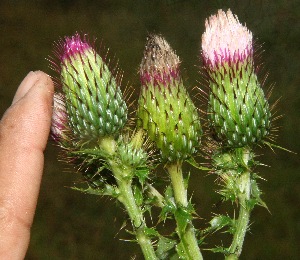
[{"xmin": 0, "ymin": 0, "xmax": 299, "ymax": 259}]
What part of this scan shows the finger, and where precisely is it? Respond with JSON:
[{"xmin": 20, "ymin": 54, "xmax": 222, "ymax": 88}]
[
  {"xmin": 0, "ymin": 71, "xmax": 54, "ymax": 259},
  {"xmin": 12, "ymin": 71, "xmax": 38, "ymax": 104}
]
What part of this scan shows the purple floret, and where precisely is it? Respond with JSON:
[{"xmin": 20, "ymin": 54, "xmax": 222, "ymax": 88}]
[{"xmin": 61, "ymin": 33, "xmax": 90, "ymax": 62}]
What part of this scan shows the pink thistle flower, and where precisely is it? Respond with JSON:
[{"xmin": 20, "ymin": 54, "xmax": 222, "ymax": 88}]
[
  {"xmin": 201, "ymin": 9, "xmax": 271, "ymax": 148},
  {"xmin": 202, "ymin": 9, "xmax": 253, "ymax": 69},
  {"xmin": 50, "ymin": 33, "xmax": 128, "ymax": 142},
  {"xmin": 60, "ymin": 33, "xmax": 91, "ymax": 62}
]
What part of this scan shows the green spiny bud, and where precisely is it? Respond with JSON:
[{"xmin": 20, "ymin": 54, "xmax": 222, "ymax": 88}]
[
  {"xmin": 137, "ymin": 34, "xmax": 202, "ymax": 162},
  {"xmin": 202, "ymin": 9, "xmax": 271, "ymax": 148},
  {"xmin": 53, "ymin": 33, "xmax": 127, "ymax": 143},
  {"xmin": 117, "ymin": 132, "xmax": 148, "ymax": 168}
]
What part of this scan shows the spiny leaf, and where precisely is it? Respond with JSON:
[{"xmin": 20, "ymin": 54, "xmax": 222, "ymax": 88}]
[
  {"xmin": 208, "ymin": 215, "xmax": 234, "ymax": 233},
  {"xmin": 209, "ymin": 246, "xmax": 229, "ymax": 254},
  {"xmin": 156, "ymin": 236, "xmax": 178, "ymax": 260},
  {"xmin": 71, "ymin": 147, "xmax": 110, "ymax": 158},
  {"xmin": 165, "ymin": 185, "xmax": 174, "ymax": 199},
  {"xmin": 174, "ymin": 206, "xmax": 193, "ymax": 233},
  {"xmin": 186, "ymin": 157, "xmax": 211, "ymax": 171},
  {"xmin": 135, "ymin": 166, "xmax": 150, "ymax": 185},
  {"xmin": 160, "ymin": 199, "xmax": 176, "ymax": 220},
  {"xmin": 160, "ymin": 198, "xmax": 176, "ymax": 221},
  {"xmin": 133, "ymin": 185, "xmax": 143, "ymax": 206},
  {"xmin": 144, "ymin": 227, "xmax": 160, "ymax": 238},
  {"xmin": 250, "ymin": 178, "xmax": 269, "ymax": 211},
  {"xmin": 71, "ymin": 184, "xmax": 119, "ymax": 197}
]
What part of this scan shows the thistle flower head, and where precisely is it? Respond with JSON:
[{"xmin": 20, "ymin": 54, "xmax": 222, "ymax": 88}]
[
  {"xmin": 51, "ymin": 33, "xmax": 128, "ymax": 143},
  {"xmin": 202, "ymin": 9, "xmax": 253, "ymax": 69},
  {"xmin": 140, "ymin": 34, "xmax": 180, "ymax": 86},
  {"xmin": 138, "ymin": 34, "xmax": 202, "ymax": 162},
  {"xmin": 201, "ymin": 10, "xmax": 271, "ymax": 148}
]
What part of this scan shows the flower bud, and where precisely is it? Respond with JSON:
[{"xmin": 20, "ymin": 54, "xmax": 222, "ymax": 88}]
[
  {"xmin": 202, "ymin": 10, "xmax": 271, "ymax": 147},
  {"xmin": 137, "ymin": 34, "xmax": 202, "ymax": 162},
  {"xmin": 55, "ymin": 33, "xmax": 127, "ymax": 143},
  {"xmin": 117, "ymin": 135, "xmax": 148, "ymax": 168},
  {"xmin": 51, "ymin": 92, "xmax": 67, "ymax": 141}
]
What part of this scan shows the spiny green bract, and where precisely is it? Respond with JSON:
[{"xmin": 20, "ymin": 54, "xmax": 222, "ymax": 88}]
[
  {"xmin": 116, "ymin": 137, "xmax": 148, "ymax": 168},
  {"xmin": 207, "ymin": 59, "xmax": 271, "ymax": 148},
  {"xmin": 138, "ymin": 82, "xmax": 201, "ymax": 162},
  {"xmin": 211, "ymin": 147, "xmax": 267, "ymax": 209}
]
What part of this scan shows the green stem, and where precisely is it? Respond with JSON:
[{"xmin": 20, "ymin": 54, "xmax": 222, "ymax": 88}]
[
  {"xmin": 111, "ymin": 162, "xmax": 142, "ymax": 227},
  {"xmin": 99, "ymin": 136, "xmax": 157, "ymax": 260},
  {"xmin": 112, "ymin": 162, "xmax": 157, "ymax": 260},
  {"xmin": 226, "ymin": 149, "xmax": 252, "ymax": 260},
  {"xmin": 166, "ymin": 162, "xmax": 203, "ymax": 260}
]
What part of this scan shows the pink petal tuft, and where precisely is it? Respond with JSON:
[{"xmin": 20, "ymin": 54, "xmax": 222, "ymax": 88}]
[
  {"xmin": 61, "ymin": 33, "xmax": 91, "ymax": 62},
  {"xmin": 202, "ymin": 9, "xmax": 253, "ymax": 68}
]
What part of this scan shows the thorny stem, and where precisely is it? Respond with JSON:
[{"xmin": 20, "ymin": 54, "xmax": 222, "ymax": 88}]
[
  {"xmin": 167, "ymin": 162, "xmax": 203, "ymax": 260},
  {"xmin": 100, "ymin": 136, "xmax": 157, "ymax": 260},
  {"xmin": 226, "ymin": 148, "xmax": 252, "ymax": 260}
]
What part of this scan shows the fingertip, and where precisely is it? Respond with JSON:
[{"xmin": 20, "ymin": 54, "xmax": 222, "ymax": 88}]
[
  {"xmin": 12, "ymin": 71, "xmax": 37, "ymax": 104},
  {"xmin": 2, "ymin": 70, "xmax": 55, "ymax": 152},
  {"xmin": 12, "ymin": 71, "xmax": 54, "ymax": 105},
  {"xmin": 30, "ymin": 71, "xmax": 54, "ymax": 102}
]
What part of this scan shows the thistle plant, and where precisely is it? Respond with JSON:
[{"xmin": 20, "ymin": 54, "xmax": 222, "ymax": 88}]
[
  {"xmin": 201, "ymin": 9, "xmax": 272, "ymax": 259},
  {"xmin": 137, "ymin": 34, "xmax": 203, "ymax": 259},
  {"xmin": 49, "ymin": 9, "xmax": 281, "ymax": 260},
  {"xmin": 50, "ymin": 34, "xmax": 157, "ymax": 259}
]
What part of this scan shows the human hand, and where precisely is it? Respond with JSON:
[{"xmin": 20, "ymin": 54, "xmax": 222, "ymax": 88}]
[{"xmin": 0, "ymin": 71, "xmax": 54, "ymax": 259}]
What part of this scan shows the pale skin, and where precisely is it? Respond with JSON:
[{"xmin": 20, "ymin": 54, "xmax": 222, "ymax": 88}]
[{"xmin": 0, "ymin": 71, "xmax": 54, "ymax": 259}]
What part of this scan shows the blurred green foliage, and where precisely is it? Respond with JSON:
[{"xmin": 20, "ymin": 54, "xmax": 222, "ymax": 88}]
[{"xmin": 0, "ymin": 0, "xmax": 299, "ymax": 259}]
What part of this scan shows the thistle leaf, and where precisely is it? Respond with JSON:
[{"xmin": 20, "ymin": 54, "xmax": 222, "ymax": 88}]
[
  {"xmin": 71, "ymin": 184, "xmax": 119, "ymax": 197},
  {"xmin": 156, "ymin": 236, "xmax": 178, "ymax": 260},
  {"xmin": 186, "ymin": 157, "xmax": 211, "ymax": 171}
]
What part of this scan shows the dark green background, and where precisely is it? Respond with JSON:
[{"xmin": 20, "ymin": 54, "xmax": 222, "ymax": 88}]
[{"xmin": 0, "ymin": 0, "xmax": 299, "ymax": 259}]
